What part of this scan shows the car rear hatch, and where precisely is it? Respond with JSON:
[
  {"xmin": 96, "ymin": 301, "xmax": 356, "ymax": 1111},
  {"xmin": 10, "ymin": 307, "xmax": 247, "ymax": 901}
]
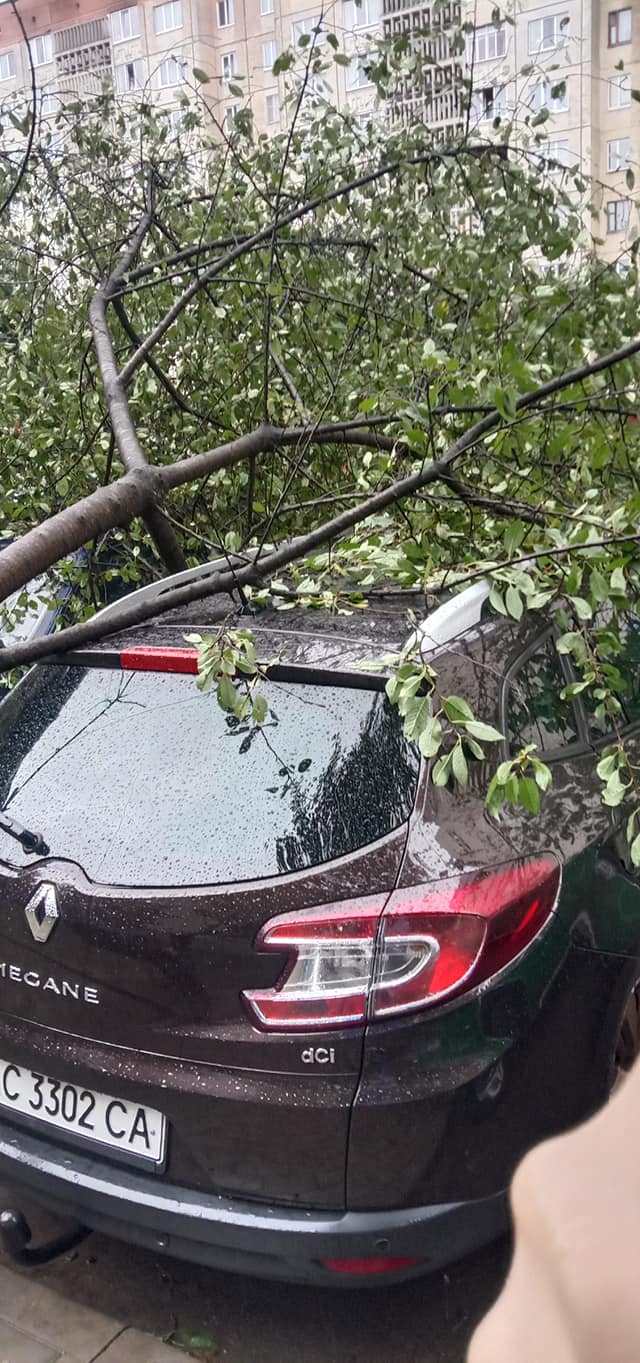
[{"xmin": 0, "ymin": 646, "xmax": 419, "ymax": 1207}]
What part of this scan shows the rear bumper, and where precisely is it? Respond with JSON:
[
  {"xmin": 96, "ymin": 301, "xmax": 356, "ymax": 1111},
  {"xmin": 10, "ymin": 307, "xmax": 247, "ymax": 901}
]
[{"xmin": 0, "ymin": 1121, "xmax": 507, "ymax": 1285}]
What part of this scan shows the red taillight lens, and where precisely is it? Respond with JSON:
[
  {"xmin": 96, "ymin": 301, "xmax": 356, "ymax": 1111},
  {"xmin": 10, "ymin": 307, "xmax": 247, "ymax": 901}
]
[
  {"xmin": 242, "ymin": 857, "xmax": 561, "ymax": 1032},
  {"xmin": 119, "ymin": 646, "xmax": 199, "ymax": 674}
]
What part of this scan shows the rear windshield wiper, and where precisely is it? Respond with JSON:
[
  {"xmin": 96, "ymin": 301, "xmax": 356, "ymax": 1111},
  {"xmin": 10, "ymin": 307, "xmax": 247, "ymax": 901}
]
[{"xmin": 0, "ymin": 812, "xmax": 49, "ymax": 857}]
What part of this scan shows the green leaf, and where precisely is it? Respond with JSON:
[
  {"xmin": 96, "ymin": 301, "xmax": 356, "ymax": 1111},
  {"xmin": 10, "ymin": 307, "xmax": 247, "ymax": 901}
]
[
  {"xmin": 252, "ymin": 693, "xmax": 268, "ymax": 725},
  {"xmin": 452, "ymin": 742, "xmax": 468, "ymax": 785},
  {"xmin": 627, "ymin": 168, "xmax": 635, "ymax": 191},
  {"xmin": 496, "ymin": 760, "xmax": 514, "ymax": 784},
  {"xmin": 518, "ymin": 776, "xmax": 540, "ymax": 814},
  {"xmin": 570, "ymin": 596, "xmax": 593, "ymax": 621},
  {"xmin": 326, "ymin": 31, "xmax": 339, "ymax": 47},
  {"xmin": 630, "ymin": 832, "xmax": 640, "ymax": 867},
  {"xmin": 192, "ymin": 67, "xmax": 211, "ymax": 83},
  {"xmin": 228, "ymin": 82, "xmax": 244, "ymax": 96},
  {"xmin": 489, "ymin": 583, "xmax": 507, "ymax": 616},
  {"xmin": 532, "ymin": 761, "xmax": 552, "ymax": 792},
  {"xmin": 273, "ymin": 51, "xmax": 294, "ymax": 73},
  {"xmin": 505, "ymin": 585, "xmax": 523, "ymax": 620},
  {"xmin": 168, "ymin": 1327, "xmax": 218, "ymax": 1354},
  {"xmin": 418, "ymin": 715, "xmax": 443, "ymax": 757},
  {"xmin": 402, "ymin": 694, "xmax": 432, "ymax": 740},
  {"xmin": 464, "ymin": 720, "xmax": 504, "ymax": 742},
  {"xmin": 432, "ymin": 752, "xmax": 453, "ymax": 786},
  {"xmin": 610, "ymin": 566, "xmax": 627, "ymax": 593},
  {"xmin": 443, "ymin": 695, "xmax": 474, "ymax": 723},
  {"xmin": 217, "ymin": 674, "xmax": 237, "ymax": 711},
  {"xmin": 504, "ymin": 773, "xmax": 520, "ymax": 803}
]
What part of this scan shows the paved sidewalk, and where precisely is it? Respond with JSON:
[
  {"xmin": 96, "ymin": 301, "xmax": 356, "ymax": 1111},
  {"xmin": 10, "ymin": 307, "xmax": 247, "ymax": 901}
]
[{"xmin": 0, "ymin": 1264, "xmax": 178, "ymax": 1363}]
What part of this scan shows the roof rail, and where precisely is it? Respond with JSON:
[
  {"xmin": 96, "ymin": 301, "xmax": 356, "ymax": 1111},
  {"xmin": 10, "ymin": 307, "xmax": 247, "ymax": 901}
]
[
  {"xmin": 91, "ymin": 550, "xmax": 261, "ymax": 627},
  {"xmin": 411, "ymin": 580, "xmax": 490, "ymax": 656}
]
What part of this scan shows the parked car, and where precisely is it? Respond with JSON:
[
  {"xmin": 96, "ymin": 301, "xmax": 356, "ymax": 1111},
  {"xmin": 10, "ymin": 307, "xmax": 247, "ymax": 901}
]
[{"xmin": 0, "ymin": 566, "xmax": 638, "ymax": 1285}]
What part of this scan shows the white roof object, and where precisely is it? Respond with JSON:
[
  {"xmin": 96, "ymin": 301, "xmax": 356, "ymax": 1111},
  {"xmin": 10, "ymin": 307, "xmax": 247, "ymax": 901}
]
[
  {"xmin": 412, "ymin": 580, "xmax": 490, "ymax": 656},
  {"xmin": 92, "ymin": 549, "xmax": 261, "ymax": 625}
]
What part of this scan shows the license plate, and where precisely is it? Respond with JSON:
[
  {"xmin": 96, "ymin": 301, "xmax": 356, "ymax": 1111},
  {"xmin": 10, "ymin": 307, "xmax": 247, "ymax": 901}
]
[{"xmin": 0, "ymin": 1058, "xmax": 166, "ymax": 1165}]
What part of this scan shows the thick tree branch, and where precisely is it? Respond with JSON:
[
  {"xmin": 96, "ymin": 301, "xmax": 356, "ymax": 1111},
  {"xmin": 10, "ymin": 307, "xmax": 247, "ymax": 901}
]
[{"xmin": 89, "ymin": 191, "xmax": 187, "ymax": 572}]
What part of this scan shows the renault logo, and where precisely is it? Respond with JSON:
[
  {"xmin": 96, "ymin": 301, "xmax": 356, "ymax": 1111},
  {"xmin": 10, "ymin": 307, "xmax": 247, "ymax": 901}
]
[{"xmin": 24, "ymin": 884, "xmax": 59, "ymax": 944}]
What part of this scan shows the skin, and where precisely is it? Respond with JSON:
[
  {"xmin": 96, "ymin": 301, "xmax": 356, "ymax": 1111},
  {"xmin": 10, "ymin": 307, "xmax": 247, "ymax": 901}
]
[{"xmin": 468, "ymin": 1059, "xmax": 640, "ymax": 1363}]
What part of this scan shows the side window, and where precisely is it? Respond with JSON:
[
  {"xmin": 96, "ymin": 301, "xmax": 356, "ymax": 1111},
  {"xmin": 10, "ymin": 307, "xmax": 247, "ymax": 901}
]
[
  {"xmin": 583, "ymin": 605, "xmax": 640, "ymax": 736},
  {"xmin": 615, "ymin": 614, "xmax": 640, "ymax": 722},
  {"xmin": 507, "ymin": 634, "xmax": 580, "ymax": 755}
]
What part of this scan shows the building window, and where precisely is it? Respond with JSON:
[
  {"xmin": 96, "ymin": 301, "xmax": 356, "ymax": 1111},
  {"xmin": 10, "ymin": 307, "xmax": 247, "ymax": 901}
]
[
  {"xmin": 158, "ymin": 55, "xmax": 185, "ymax": 86},
  {"xmin": 225, "ymin": 102, "xmax": 239, "ymax": 130},
  {"xmin": 40, "ymin": 90, "xmax": 59, "ymax": 116},
  {"xmin": 154, "ymin": 0, "xmax": 182, "ymax": 34},
  {"xmin": 346, "ymin": 58, "xmax": 371, "ymax": 89},
  {"xmin": 468, "ymin": 23, "xmax": 506, "ymax": 64},
  {"xmin": 260, "ymin": 0, "xmax": 275, "ymax": 13},
  {"xmin": 343, "ymin": 0, "xmax": 380, "ymax": 28},
  {"xmin": 292, "ymin": 15, "xmax": 324, "ymax": 44},
  {"xmin": 262, "ymin": 39, "xmax": 276, "ymax": 68},
  {"xmin": 531, "ymin": 77, "xmax": 568, "ymax": 112},
  {"xmin": 0, "ymin": 51, "xmax": 16, "ymax": 81},
  {"xmin": 528, "ymin": 14, "xmax": 569, "ymax": 53},
  {"xmin": 305, "ymin": 73, "xmax": 331, "ymax": 98},
  {"xmin": 616, "ymin": 256, "xmax": 631, "ymax": 277},
  {"xmin": 110, "ymin": 7, "xmax": 140, "ymax": 42},
  {"xmin": 472, "ymin": 83, "xmax": 507, "ymax": 119},
  {"xmin": 266, "ymin": 91, "xmax": 279, "ymax": 122},
  {"xmin": 29, "ymin": 34, "xmax": 53, "ymax": 66},
  {"xmin": 115, "ymin": 57, "xmax": 143, "ymax": 90},
  {"xmin": 608, "ymin": 8, "xmax": 632, "ymax": 45},
  {"xmin": 607, "ymin": 198, "xmax": 631, "ymax": 232},
  {"xmin": 218, "ymin": 0, "xmax": 234, "ymax": 26},
  {"xmin": 609, "ymin": 73, "xmax": 631, "ymax": 108},
  {"xmin": 541, "ymin": 138, "xmax": 571, "ymax": 171},
  {"xmin": 608, "ymin": 136, "xmax": 632, "ymax": 171},
  {"xmin": 221, "ymin": 50, "xmax": 236, "ymax": 78}
]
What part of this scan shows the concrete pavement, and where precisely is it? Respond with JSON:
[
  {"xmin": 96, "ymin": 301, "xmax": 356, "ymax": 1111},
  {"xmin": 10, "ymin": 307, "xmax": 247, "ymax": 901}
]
[{"xmin": 0, "ymin": 1263, "xmax": 178, "ymax": 1363}]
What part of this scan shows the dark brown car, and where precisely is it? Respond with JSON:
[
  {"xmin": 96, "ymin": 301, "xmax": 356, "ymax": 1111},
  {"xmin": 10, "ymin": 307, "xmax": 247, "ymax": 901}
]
[{"xmin": 0, "ymin": 576, "xmax": 638, "ymax": 1283}]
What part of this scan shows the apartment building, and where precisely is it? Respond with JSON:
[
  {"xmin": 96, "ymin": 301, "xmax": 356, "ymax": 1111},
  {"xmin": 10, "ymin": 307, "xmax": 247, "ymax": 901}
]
[
  {"xmin": 0, "ymin": 0, "xmax": 381, "ymax": 144},
  {"xmin": 385, "ymin": 0, "xmax": 640, "ymax": 267}
]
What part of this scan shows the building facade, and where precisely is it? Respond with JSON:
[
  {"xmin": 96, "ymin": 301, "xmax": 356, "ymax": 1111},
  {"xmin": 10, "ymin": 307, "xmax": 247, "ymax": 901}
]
[{"xmin": 0, "ymin": 0, "xmax": 381, "ymax": 142}]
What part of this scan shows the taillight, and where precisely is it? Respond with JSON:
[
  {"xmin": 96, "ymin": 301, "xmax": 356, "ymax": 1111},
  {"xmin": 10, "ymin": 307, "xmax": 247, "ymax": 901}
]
[{"xmin": 242, "ymin": 856, "xmax": 561, "ymax": 1032}]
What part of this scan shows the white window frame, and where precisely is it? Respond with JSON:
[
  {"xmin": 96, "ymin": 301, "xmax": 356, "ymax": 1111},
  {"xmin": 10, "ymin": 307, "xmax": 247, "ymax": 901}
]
[
  {"xmin": 153, "ymin": 0, "xmax": 183, "ymax": 35},
  {"xmin": 292, "ymin": 14, "xmax": 324, "ymax": 44},
  {"xmin": 110, "ymin": 7, "xmax": 141, "ymax": 42},
  {"xmin": 266, "ymin": 91, "xmax": 279, "ymax": 122},
  {"xmin": 221, "ymin": 50, "xmax": 237, "ymax": 78},
  {"xmin": 528, "ymin": 14, "xmax": 569, "ymax": 54},
  {"xmin": 217, "ymin": 0, "xmax": 234, "ymax": 27},
  {"xmin": 346, "ymin": 58, "xmax": 372, "ymax": 90},
  {"xmin": 472, "ymin": 83, "xmax": 507, "ymax": 120},
  {"xmin": 225, "ymin": 102, "xmax": 239, "ymax": 130},
  {"xmin": 30, "ymin": 34, "xmax": 53, "ymax": 67},
  {"xmin": 0, "ymin": 51, "xmax": 16, "ymax": 82},
  {"xmin": 260, "ymin": 0, "xmax": 275, "ymax": 14},
  {"xmin": 158, "ymin": 54, "xmax": 186, "ymax": 86},
  {"xmin": 608, "ymin": 137, "xmax": 632, "ymax": 171},
  {"xmin": 608, "ymin": 8, "xmax": 632, "ymax": 45},
  {"xmin": 607, "ymin": 198, "xmax": 630, "ymax": 232},
  {"xmin": 541, "ymin": 138, "xmax": 571, "ymax": 172},
  {"xmin": 532, "ymin": 76, "xmax": 568, "ymax": 112},
  {"xmin": 40, "ymin": 90, "xmax": 59, "ymax": 116},
  {"xmin": 469, "ymin": 23, "xmax": 506, "ymax": 64},
  {"xmin": 115, "ymin": 57, "xmax": 144, "ymax": 91},
  {"xmin": 343, "ymin": 0, "xmax": 380, "ymax": 29},
  {"xmin": 609, "ymin": 74, "xmax": 631, "ymax": 109},
  {"xmin": 262, "ymin": 39, "xmax": 276, "ymax": 68}
]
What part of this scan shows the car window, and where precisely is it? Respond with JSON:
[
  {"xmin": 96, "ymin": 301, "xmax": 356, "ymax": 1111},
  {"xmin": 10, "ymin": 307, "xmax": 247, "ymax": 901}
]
[
  {"xmin": 0, "ymin": 666, "xmax": 420, "ymax": 887},
  {"xmin": 507, "ymin": 633, "xmax": 580, "ymax": 755},
  {"xmin": 582, "ymin": 606, "xmax": 640, "ymax": 737}
]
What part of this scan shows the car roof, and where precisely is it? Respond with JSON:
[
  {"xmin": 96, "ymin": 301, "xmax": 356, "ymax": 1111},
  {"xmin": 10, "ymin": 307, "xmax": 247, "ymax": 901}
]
[{"xmin": 85, "ymin": 592, "xmax": 434, "ymax": 673}]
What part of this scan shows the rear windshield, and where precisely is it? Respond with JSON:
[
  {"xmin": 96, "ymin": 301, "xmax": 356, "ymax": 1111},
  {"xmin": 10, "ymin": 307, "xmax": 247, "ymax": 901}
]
[{"xmin": 0, "ymin": 665, "xmax": 419, "ymax": 887}]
